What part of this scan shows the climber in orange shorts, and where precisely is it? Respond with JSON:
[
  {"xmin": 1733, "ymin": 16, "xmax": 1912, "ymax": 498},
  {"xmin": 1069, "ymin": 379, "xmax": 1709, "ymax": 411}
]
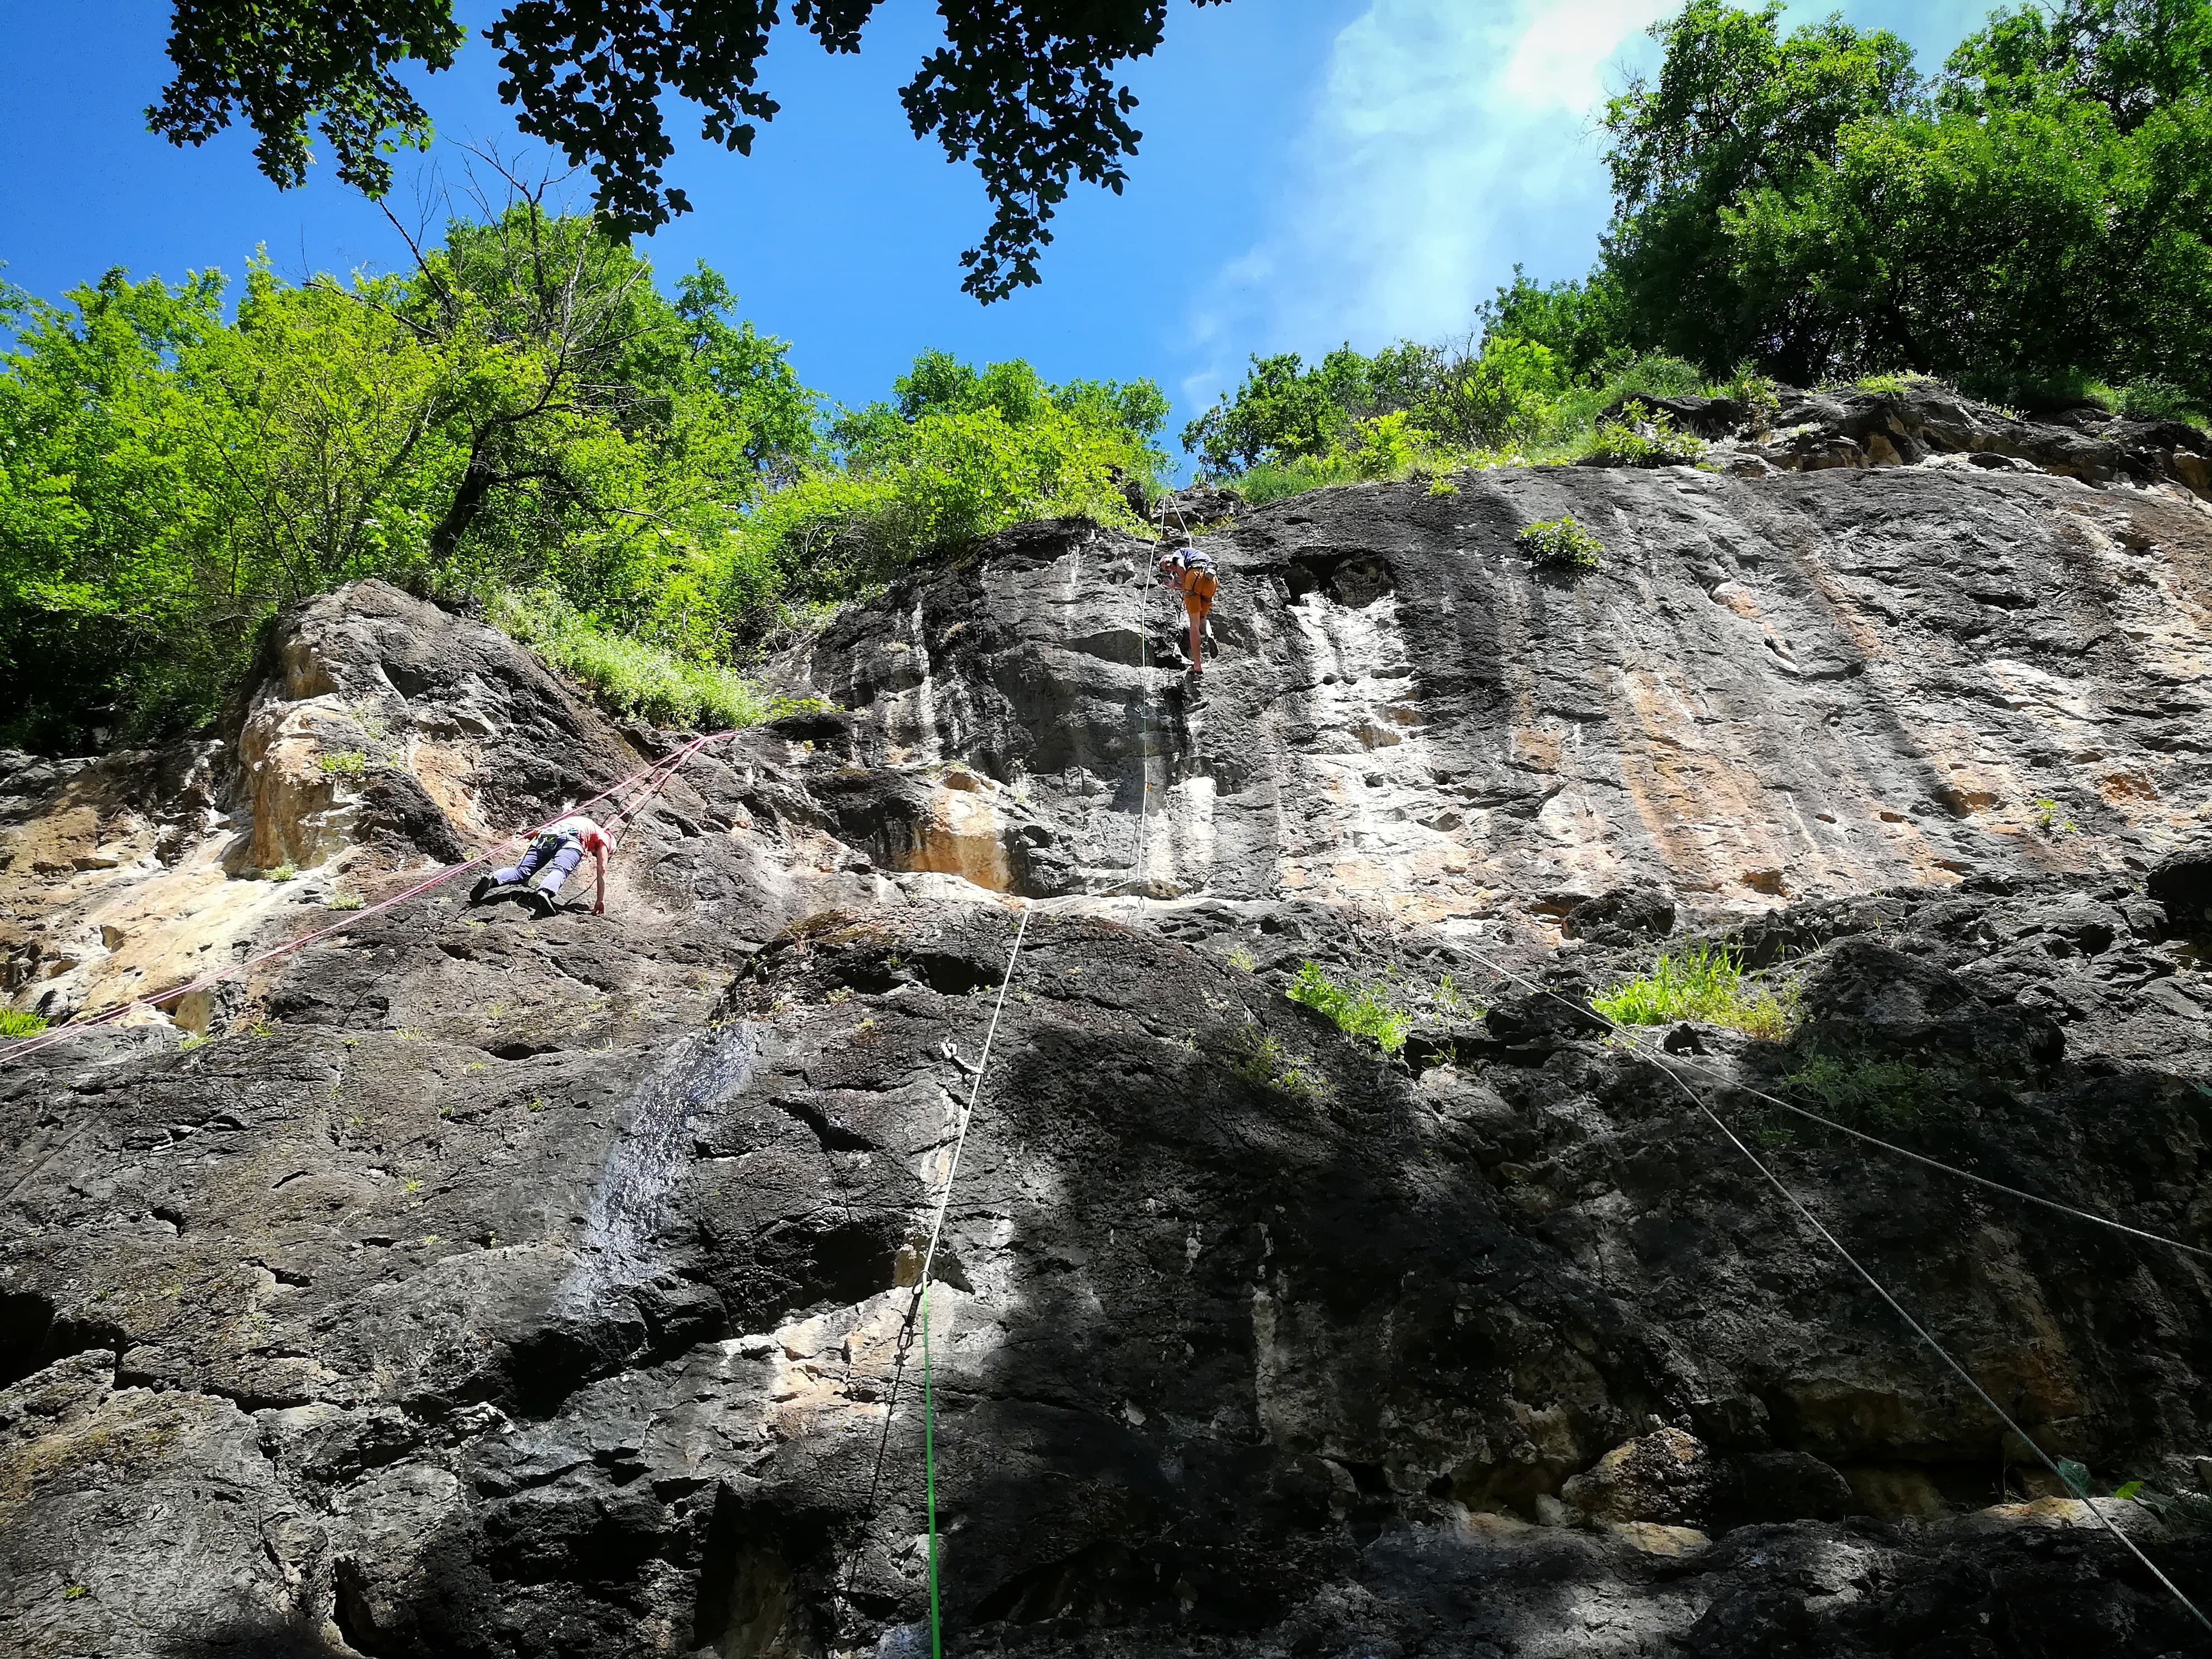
[{"xmin": 1156, "ymin": 544, "xmax": 1219, "ymax": 676}]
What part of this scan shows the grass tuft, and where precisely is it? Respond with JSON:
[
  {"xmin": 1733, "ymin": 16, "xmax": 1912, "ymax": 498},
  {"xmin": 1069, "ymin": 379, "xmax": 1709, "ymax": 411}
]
[
  {"xmin": 1593, "ymin": 943, "xmax": 1793, "ymax": 1039},
  {"xmin": 1220, "ymin": 1023, "xmax": 1333, "ymax": 1102},
  {"xmin": 489, "ymin": 589, "xmax": 773, "ymax": 732},
  {"xmin": 1288, "ymin": 961, "xmax": 1413, "ymax": 1055},
  {"xmin": 0, "ymin": 1009, "xmax": 50, "ymax": 1037}
]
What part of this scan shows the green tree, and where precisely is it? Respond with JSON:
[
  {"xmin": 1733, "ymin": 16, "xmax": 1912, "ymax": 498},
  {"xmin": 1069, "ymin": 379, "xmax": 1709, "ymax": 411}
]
[
  {"xmin": 0, "ymin": 209, "xmax": 814, "ymax": 750},
  {"xmin": 1474, "ymin": 267, "xmax": 1627, "ymax": 383},
  {"xmin": 1180, "ymin": 347, "xmax": 1397, "ymax": 473},
  {"xmin": 1180, "ymin": 333, "xmax": 1569, "ymax": 474},
  {"xmin": 1597, "ymin": 0, "xmax": 2212, "ymax": 399},
  {"xmin": 1942, "ymin": 0, "xmax": 2212, "ymax": 128},
  {"xmin": 697, "ymin": 349, "xmax": 1166, "ymax": 648},
  {"xmin": 1424, "ymin": 337, "xmax": 1565, "ymax": 448},
  {"xmin": 834, "ymin": 350, "xmax": 1168, "ymax": 478},
  {"xmin": 1600, "ymin": 0, "xmax": 1921, "ymax": 378},
  {"xmin": 146, "ymin": 0, "xmax": 1233, "ymax": 300}
]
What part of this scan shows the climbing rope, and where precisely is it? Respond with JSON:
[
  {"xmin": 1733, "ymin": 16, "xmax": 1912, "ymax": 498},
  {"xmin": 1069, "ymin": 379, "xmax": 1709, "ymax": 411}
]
[
  {"xmin": 1430, "ymin": 931, "xmax": 2212, "ymax": 1634},
  {"xmin": 0, "ymin": 730, "xmax": 736, "ymax": 1069},
  {"xmin": 843, "ymin": 900, "xmax": 1034, "ymax": 1619},
  {"xmin": 1442, "ymin": 937, "xmax": 2212, "ymax": 1261},
  {"xmin": 922, "ymin": 1294, "xmax": 943, "ymax": 1659},
  {"xmin": 1669, "ymin": 1044, "xmax": 2212, "ymax": 1260},
  {"xmin": 603, "ymin": 735, "xmax": 712, "ymax": 846},
  {"xmin": 1646, "ymin": 1054, "xmax": 2212, "ymax": 1635}
]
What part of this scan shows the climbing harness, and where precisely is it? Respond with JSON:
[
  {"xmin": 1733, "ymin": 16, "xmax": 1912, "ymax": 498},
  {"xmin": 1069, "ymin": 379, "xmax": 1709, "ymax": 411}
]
[
  {"xmin": 0, "ymin": 730, "xmax": 736, "ymax": 1069},
  {"xmin": 843, "ymin": 901, "xmax": 1034, "ymax": 1630},
  {"xmin": 1434, "ymin": 932, "xmax": 2212, "ymax": 1635}
]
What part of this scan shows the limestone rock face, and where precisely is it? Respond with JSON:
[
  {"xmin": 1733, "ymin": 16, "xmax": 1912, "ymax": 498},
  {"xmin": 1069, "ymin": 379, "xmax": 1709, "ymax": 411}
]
[
  {"xmin": 3, "ymin": 450, "xmax": 2212, "ymax": 1658},
  {"xmin": 789, "ymin": 464, "xmax": 2211, "ymax": 927}
]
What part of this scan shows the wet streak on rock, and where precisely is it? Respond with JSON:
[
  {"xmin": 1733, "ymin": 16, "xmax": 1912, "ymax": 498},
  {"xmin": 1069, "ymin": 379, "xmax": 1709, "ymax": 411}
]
[{"xmin": 567, "ymin": 1021, "xmax": 760, "ymax": 1297}]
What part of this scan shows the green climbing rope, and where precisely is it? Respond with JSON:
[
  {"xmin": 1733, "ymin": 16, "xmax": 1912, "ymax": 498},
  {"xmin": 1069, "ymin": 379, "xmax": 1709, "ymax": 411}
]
[{"xmin": 923, "ymin": 1291, "xmax": 942, "ymax": 1659}]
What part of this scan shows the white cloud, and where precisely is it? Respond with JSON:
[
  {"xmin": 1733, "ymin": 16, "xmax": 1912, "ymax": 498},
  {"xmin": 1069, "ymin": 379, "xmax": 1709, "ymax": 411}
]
[{"xmin": 1182, "ymin": 0, "xmax": 1668, "ymax": 406}]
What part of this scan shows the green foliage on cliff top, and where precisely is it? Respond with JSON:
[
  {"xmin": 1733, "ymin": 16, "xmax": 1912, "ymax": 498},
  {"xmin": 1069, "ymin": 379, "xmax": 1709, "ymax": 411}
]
[
  {"xmin": 1182, "ymin": 0, "xmax": 2212, "ymax": 491},
  {"xmin": 0, "ymin": 208, "xmax": 1167, "ymax": 751},
  {"xmin": 1606, "ymin": 0, "xmax": 2212, "ymax": 401}
]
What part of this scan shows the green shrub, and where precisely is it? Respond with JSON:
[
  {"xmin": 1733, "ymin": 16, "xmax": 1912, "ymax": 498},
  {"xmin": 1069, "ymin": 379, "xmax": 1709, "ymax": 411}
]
[
  {"xmin": 489, "ymin": 589, "xmax": 771, "ymax": 730},
  {"xmin": 2105, "ymin": 379, "xmax": 2206, "ymax": 425},
  {"xmin": 328, "ymin": 890, "xmax": 366, "ymax": 910},
  {"xmin": 1579, "ymin": 400, "xmax": 1707, "ymax": 468},
  {"xmin": 695, "ymin": 361, "xmax": 1163, "ymax": 642},
  {"xmin": 263, "ymin": 863, "xmax": 298, "ymax": 882},
  {"xmin": 1593, "ymin": 943, "xmax": 1793, "ymax": 1039},
  {"xmin": 1349, "ymin": 410, "xmax": 1425, "ymax": 480},
  {"xmin": 2033, "ymin": 798, "xmax": 2078, "ymax": 836},
  {"xmin": 1517, "ymin": 515, "xmax": 1603, "ymax": 571},
  {"xmin": 318, "ymin": 750, "xmax": 367, "ymax": 777},
  {"xmin": 1781, "ymin": 1051, "xmax": 1945, "ymax": 1131},
  {"xmin": 1716, "ymin": 362, "xmax": 1782, "ymax": 419},
  {"xmin": 0, "ymin": 1009, "xmax": 50, "ymax": 1037},
  {"xmin": 1288, "ymin": 961, "xmax": 1413, "ymax": 1055},
  {"xmin": 1220, "ymin": 1022, "xmax": 1332, "ymax": 1102},
  {"xmin": 1425, "ymin": 336, "xmax": 1564, "ymax": 447}
]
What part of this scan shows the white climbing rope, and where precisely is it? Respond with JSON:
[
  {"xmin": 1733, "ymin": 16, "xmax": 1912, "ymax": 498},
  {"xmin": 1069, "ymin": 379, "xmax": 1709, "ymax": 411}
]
[
  {"xmin": 843, "ymin": 899, "xmax": 1035, "ymax": 1598},
  {"xmin": 1667, "ymin": 1046, "xmax": 2212, "ymax": 1260},
  {"xmin": 914, "ymin": 900, "xmax": 1034, "ymax": 1295},
  {"xmin": 1425, "ymin": 930, "xmax": 2212, "ymax": 1634},
  {"xmin": 1643, "ymin": 1054, "xmax": 2212, "ymax": 1636},
  {"xmin": 1442, "ymin": 937, "xmax": 2212, "ymax": 1261}
]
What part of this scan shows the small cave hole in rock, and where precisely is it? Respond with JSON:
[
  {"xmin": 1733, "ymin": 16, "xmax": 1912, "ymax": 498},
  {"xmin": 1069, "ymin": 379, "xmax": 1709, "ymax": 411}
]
[{"xmin": 0, "ymin": 1290, "xmax": 123, "ymax": 1390}]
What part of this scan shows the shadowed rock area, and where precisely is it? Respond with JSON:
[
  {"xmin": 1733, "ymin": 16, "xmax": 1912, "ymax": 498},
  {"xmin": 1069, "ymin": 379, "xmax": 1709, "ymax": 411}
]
[{"xmin": 4, "ymin": 427, "xmax": 2212, "ymax": 1657}]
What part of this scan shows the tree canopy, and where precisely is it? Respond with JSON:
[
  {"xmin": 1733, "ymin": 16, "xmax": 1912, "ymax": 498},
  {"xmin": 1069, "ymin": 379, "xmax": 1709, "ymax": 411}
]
[
  {"xmin": 1600, "ymin": 0, "xmax": 2212, "ymax": 396},
  {"xmin": 0, "ymin": 208, "xmax": 812, "ymax": 748},
  {"xmin": 0, "ymin": 203, "xmax": 1170, "ymax": 750},
  {"xmin": 1182, "ymin": 0, "xmax": 2212, "ymax": 484},
  {"xmin": 147, "ymin": 0, "xmax": 1228, "ymax": 300}
]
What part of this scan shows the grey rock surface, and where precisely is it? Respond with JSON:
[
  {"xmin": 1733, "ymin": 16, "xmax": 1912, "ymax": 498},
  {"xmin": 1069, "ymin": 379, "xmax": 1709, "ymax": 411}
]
[{"xmin": 3, "ymin": 445, "xmax": 2212, "ymax": 1657}]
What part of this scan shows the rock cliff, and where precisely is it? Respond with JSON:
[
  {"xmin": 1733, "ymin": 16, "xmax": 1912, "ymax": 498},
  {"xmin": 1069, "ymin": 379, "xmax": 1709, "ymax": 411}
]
[{"xmin": 4, "ymin": 408, "xmax": 2212, "ymax": 1658}]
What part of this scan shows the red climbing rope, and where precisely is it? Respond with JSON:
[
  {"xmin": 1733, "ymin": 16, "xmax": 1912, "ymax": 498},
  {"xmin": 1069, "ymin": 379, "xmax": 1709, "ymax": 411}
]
[{"xmin": 0, "ymin": 730, "xmax": 737, "ymax": 1070}]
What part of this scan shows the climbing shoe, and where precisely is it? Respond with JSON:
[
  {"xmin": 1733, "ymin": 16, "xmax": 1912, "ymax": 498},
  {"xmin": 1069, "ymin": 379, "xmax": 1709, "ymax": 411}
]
[
  {"xmin": 468, "ymin": 874, "xmax": 497, "ymax": 905},
  {"xmin": 525, "ymin": 888, "xmax": 557, "ymax": 920}
]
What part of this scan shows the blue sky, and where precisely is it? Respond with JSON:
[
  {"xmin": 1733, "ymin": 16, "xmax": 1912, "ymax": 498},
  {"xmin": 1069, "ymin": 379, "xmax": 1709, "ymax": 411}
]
[{"xmin": 3, "ymin": 0, "xmax": 1990, "ymax": 469}]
